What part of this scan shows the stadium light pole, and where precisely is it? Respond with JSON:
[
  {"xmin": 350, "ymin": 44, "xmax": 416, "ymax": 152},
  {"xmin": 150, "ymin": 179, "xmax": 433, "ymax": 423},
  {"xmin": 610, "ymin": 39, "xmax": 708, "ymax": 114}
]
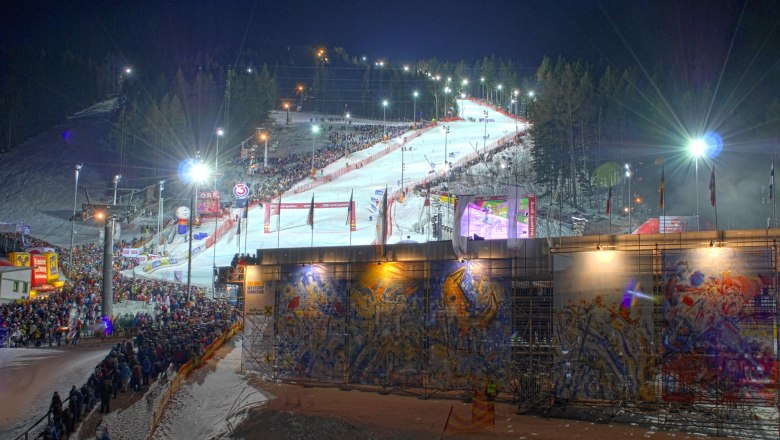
[
  {"xmin": 443, "ymin": 125, "xmax": 450, "ymax": 166},
  {"xmin": 110, "ymin": 174, "xmax": 121, "ymax": 257},
  {"xmin": 689, "ymin": 138, "xmax": 706, "ymax": 231},
  {"xmin": 443, "ymin": 87, "xmax": 451, "ymax": 118},
  {"xmin": 344, "ymin": 113, "xmax": 351, "ymax": 157},
  {"xmin": 480, "ymin": 77, "xmax": 485, "ymax": 100},
  {"xmin": 311, "ymin": 124, "xmax": 320, "ymax": 176},
  {"xmin": 112, "ymin": 174, "xmax": 121, "ymax": 204},
  {"xmin": 261, "ymin": 132, "xmax": 269, "ymax": 169},
  {"xmin": 625, "ymin": 163, "xmax": 632, "ymax": 233},
  {"xmin": 483, "ymin": 110, "xmax": 489, "ymax": 153},
  {"xmin": 496, "ymin": 84, "xmax": 503, "ymax": 108},
  {"xmin": 214, "ymin": 128, "xmax": 224, "ymax": 190},
  {"xmin": 211, "ymin": 127, "xmax": 223, "ymax": 298},
  {"xmin": 433, "ymin": 91, "xmax": 439, "ymax": 121},
  {"xmin": 68, "ymin": 164, "xmax": 82, "ymax": 276},
  {"xmin": 512, "ymin": 89, "xmax": 520, "ymax": 138},
  {"xmin": 186, "ymin": 157, "xmax": 209, "ymax": 303},
  {"xmin": 158, "ymin": 180, "xmax": 165, "ymax": 254},
  {"xmin": 412, "ymin": 91, "xmax": 418, "ymax": 124},
  {"xmin": 382, "ymin": 100, "xmax": 388, "ymax": 139}
]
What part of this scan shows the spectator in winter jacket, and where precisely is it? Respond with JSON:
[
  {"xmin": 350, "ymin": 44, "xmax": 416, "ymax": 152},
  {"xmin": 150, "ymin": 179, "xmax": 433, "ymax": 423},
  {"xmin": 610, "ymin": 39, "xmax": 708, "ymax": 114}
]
[
  {"xmin": 142, "ymin": 357, "xmax": 152, "ymax": 385},
  {"xmin": 120, "ymin": 362, "xmax": 131, "ymax": 392},
  {"xmin": 99, "ymin": 379, "xmax": 112, "ymax": 413}
]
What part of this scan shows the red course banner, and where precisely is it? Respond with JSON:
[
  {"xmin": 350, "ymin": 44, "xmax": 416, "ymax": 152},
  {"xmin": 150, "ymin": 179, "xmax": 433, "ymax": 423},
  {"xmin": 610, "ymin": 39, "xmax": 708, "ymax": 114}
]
[{"xmin": 264, "ymin": 201, "xmax": 356, "ymax": 233}]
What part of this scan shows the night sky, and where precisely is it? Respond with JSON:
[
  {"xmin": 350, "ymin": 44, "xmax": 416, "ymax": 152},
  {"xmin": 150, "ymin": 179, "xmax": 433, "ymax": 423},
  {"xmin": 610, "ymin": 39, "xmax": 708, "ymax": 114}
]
[{"xmin": 3, "ymin": 0, "xmax": 778, "ymax": 67}]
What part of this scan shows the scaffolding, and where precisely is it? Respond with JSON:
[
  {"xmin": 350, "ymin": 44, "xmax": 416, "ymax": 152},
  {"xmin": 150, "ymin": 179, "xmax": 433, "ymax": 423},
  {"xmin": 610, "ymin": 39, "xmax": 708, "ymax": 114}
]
[{"xmin": 238, "ymin": 230, "xmax": 780, "ymax": 439}]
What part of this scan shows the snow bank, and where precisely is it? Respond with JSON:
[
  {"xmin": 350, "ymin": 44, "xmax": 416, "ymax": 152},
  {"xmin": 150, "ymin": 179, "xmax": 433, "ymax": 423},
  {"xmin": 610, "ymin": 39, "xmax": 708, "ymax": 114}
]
[{"xmin": 151, "ymin": 337, "xmax": 268, "ymax": 439}]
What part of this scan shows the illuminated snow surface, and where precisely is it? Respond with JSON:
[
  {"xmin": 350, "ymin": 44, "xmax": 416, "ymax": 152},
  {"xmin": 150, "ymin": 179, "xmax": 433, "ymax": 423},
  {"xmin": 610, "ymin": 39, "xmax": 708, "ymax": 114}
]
[{"xmin": 129, "ymin": 98, "xmax": 531, "ymax": 287}]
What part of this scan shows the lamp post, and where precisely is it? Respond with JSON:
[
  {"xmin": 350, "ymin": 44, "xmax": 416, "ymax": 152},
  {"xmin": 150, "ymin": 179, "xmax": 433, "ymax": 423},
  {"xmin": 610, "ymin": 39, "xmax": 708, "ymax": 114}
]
[
  {"xmin": 311, "ymin": 124, "xmax": 320, "ymax": 176},
  {"xmin": 214, "ymin": 128, "xmax": 223, "ymax": 192},
  {"xmin": 158, "ymin": 180, "xmax": 165, "ymax": 254},
  {"xmin": 112, "ymin": 174, "xmax": 121, "ymax": 204},
  {"xmin": 68, "ymin": 164, "xmax": 82, "ymax": 275},
  {"xmin": 689, "ymin": 139, "xmax": 706, "ymax": 230},
  {"xmin": 497, "ymin": 84, "xmax": 503, "ymax": 107},
  {"xmin": 344, "ymin": 113, "xmax": 351, "ymax": 157},
  {"xmin": 382, "ymin": 99, "xmax": 388, "ymax": 139},
  {"xmin": 212, "ymin": 126, "xmax": 223, "ymax": 296},
  {"xmin": 443, "ymin": 87, "xmax": 450, "ymax": 118},
  {"xmin": 261, "ymin": 133, "xmax": 269, "ymax": 169},
  {"xmin": 412, "ymin": 91, "xmax": 418, "ymax": 124},
  {"xmin": 480, "ymin": 77, "xmax": 485, "ymax": 100},
  {"xmin": 483, "ymin": 110, "xmax": 488, "ymax": 151},
  {"xmin": 401, "ymin": 141, "xmax": 405, "ymax": 195},
  {"xmin": 443, "ymin": 125, "xmax": 450, "ymax": 166},
  {"xmin": 298, "ymin": 85, "xmax": 304, "ymax": 110},
  {"xmin": 186, "ymin": 157, "xmax": 209, "ymax": 303},
  {"xmin": 284, "ymin": 102, "xmax": 290, "ymax": 125},
  {"xmin": 625, "ymin": 163, "xmax": 632, "ymax": 233},
  {"xmin": 433, "ymin": 91, "xmax": 439, "ymax": 121},
  {"xmin": 110, "ymin": 174, "xmax": 121, "ymax": 255},
  {"xmin": 461, "ymin": 79, "xmax": 468, "ymax": 117},
  {"xmin": 513, "ymin": 89, "xmax": 519, "ymax": 137}
]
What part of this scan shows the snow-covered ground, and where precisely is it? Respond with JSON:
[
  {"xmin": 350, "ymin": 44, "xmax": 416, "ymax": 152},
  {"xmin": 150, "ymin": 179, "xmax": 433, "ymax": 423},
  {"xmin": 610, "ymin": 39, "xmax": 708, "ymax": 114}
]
[
  {"xmin": 89, "ymin": 337, "xmax": 266, "ymax": 440},
  {"xmin": 0, "ymin": 345, "xmax": 110, "ymax": 438},
  {"xmin": 151, "ymin": 338, "xmax": 266, "ymax": 440}
]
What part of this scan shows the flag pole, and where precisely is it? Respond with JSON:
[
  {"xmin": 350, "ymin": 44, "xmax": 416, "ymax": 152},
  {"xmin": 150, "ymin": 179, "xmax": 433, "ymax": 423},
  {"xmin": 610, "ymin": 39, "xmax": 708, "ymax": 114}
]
[
  {"xmin": 236, "ymin": 207, "xmax": 241, "ymax": 255},
  {"xmin": 772, "ymin": 155, "xmax": 776, "ymax": 228},
  {"xmin": 660, "ymin": 164, "xmax": 665, "ymax": 234},
  {"xmin": 244, "ymin": 202, "xmax": 249, "ymax": 254},
  {"xmin": 711, "ymin": 167, "xmax": 718, "ymax": 231},
  {"xmin": 607, "ymin": 185, "xmax": 612, "ymax": 235},
  {"xmin": 310, "ymin": 193, "xmax": 315, "ymax": 248},
  {"xmin": 347, "ymin": 189, "xmax": 354, "ymax": 248},
  {"xmin": 277, "ymin": 196, "xmax": 281, "ymax": 249}
]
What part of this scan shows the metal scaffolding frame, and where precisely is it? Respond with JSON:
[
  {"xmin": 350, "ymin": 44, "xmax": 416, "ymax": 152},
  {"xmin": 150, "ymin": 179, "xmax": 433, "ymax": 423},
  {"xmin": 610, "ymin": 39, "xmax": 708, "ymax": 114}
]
[{"xmin": 239, "ymin": 230, "xmax": 780, "ymax": 438}]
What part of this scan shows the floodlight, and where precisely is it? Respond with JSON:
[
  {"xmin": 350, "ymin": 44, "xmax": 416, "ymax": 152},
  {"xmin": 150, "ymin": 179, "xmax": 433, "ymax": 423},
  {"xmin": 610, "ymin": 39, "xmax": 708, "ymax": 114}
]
[
  {"xmin": 689, "ymin": 139, "xmax": 706, "ymax": 157},
  {"xmin": 189, "ymin": 162, "xmax": 210, "ymax": 183}
]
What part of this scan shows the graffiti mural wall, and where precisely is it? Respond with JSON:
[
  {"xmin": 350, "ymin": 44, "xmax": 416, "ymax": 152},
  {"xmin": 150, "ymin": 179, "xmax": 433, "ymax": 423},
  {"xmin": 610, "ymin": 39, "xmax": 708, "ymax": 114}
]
[
  {"xmin": 553, "ymin": 252, "xmax": 655, "ymax": 401},
  {"xmin": 662, "ymin": 248, "xmax": 777, "ymax": 404},
  {"xmin": 428, "ymin": 260, "xmax": 513, "ymax": 389},
  {"xmin": 276, "ymin": 264, "xmax": 348, "ymax": 381},
  {"xmin": 348, "ymin": 262, "xmax": 426, "ymax": 386}
]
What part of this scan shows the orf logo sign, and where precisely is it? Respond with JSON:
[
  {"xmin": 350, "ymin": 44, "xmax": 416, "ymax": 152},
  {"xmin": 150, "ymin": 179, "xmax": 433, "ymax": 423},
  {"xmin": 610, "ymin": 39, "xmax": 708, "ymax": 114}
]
[{"xmin": 233, "ymin": 183, "xmax": 249, "ymax": 199}]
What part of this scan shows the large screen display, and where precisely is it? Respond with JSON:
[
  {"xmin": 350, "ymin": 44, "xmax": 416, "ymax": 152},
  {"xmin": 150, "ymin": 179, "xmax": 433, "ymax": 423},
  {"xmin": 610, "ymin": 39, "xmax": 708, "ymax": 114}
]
[{"xmin": 457, "ymin": 195, "xmax": 536, "ymax": 240}]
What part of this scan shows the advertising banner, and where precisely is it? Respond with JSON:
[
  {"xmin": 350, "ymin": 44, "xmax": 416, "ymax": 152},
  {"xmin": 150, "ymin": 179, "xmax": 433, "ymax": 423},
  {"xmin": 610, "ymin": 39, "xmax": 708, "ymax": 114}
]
[
  {"xmin": 198, "ymin": 190, "xmax": 220, "ymax": 214},
  {"xmin": 31, "ymin": 254, "xmax": 48, "ymax": 287}
]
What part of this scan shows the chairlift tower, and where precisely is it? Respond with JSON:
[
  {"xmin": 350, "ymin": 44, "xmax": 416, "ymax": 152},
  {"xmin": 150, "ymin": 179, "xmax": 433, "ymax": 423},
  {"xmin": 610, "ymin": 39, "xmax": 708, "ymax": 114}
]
[{"xmin": 73, "ymin": 202, "xmax": 137, "ymax": 320}]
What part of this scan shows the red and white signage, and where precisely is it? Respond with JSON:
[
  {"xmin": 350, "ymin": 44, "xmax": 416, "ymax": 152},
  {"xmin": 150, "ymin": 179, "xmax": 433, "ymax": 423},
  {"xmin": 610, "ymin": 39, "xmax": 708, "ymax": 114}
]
[
  {"xmin": 121, "ymin": 248, "xmax": 141, "ymax": 258},
  {"xmin": 233, "ymin": 183, "xmax": 249, "ymax": 198}
]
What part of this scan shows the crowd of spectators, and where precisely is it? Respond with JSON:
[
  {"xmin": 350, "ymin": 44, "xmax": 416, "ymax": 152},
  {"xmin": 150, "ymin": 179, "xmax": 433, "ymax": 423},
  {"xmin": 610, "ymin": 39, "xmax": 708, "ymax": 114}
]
[
  {"xmin": 1, "ymin": 114, "xmax": 438, "ymax": 436},
  {"xmin": 42, "ymin": 299, "xmax": 238, "ymax": 439},
  {"xmin": 239, "ymin": 122, "xmax": 430, "ymax": 205},
  {"xmin": 0, "ymin": 229, "xmax": 241, "ymax": 438}
]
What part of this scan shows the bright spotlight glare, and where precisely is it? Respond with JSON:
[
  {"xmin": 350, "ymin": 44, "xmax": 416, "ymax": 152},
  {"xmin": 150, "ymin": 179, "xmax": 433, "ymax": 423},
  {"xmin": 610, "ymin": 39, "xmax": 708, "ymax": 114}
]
[
  {"xmin": 689, "ymin": 139, "xmax": 707, "ymax": 157},
  {"xmin": 189, "ymin": 162, "xmax": 210, "ymax": 183}
]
